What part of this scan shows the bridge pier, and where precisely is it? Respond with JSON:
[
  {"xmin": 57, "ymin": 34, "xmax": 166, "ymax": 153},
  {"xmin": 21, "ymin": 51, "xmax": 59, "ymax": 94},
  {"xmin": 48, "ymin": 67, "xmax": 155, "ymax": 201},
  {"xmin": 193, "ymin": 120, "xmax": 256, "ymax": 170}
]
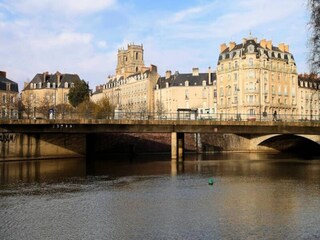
[{"xmin": 171, "ymin": 132, "xmax": 185, "ymax": 161}]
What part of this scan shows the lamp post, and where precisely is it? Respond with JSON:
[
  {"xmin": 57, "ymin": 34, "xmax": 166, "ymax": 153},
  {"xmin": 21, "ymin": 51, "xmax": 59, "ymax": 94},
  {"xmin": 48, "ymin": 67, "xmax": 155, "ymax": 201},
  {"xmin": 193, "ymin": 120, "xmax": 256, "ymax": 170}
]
[
  {"xmin": 236, "ymin": 88, "xmax": 240, "ymax": 120},
  {"xmin": 226, "ymin": 85, "xmax": 231, "ymax": 120}
]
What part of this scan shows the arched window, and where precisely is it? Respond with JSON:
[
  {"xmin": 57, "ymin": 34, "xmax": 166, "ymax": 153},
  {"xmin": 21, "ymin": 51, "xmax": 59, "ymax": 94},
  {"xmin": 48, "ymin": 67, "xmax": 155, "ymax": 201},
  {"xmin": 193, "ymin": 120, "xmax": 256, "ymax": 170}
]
[{"xmin": 136, "ymin": 52, "xmax": 139, "ymax": 60}]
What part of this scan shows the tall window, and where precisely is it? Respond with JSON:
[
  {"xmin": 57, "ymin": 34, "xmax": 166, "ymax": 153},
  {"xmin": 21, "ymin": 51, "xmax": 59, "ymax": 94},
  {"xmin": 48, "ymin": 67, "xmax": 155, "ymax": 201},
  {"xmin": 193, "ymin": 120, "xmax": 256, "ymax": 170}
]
[{"xmin": 249, "ymin": 58, "xmax": 253, "ymax": 67}]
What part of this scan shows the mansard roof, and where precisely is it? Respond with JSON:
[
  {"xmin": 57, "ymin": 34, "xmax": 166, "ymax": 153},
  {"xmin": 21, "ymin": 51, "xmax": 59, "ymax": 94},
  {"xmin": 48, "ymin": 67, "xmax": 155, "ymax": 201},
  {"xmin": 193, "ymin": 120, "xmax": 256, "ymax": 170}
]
[
  {"xmin": 298, "ymin": 74, "xmax": 320, "ymax": 90},
  {"xmin": 23, "ymin": 72, "xmax": 81, "ymax": 90},
  {"xmin": 218, "ymin": 37, "xmax": 295, "ymax": 65},
  {"xmin": 157, "ymin": 72, "xmax": 216, "ymax": 88},
  {"xmin": 0, "ymin": 74, "xmax": 19, "ymax": 92}
]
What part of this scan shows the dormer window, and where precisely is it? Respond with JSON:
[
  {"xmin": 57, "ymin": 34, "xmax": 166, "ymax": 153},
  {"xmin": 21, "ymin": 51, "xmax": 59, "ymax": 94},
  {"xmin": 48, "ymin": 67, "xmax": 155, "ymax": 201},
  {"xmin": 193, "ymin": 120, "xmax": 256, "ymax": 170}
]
[
  {"xmin": 47, "ymin": 82, "xmax": 51, "ymax": 88},
  {"xmin": 64, "ymin": 82, "xmax": 69, "ymax": 88},
  {"xmin": 185, "ymin": 81, "xmax": 189, "ymax": 87},
  {"xmin": 248, "ymin": 44, "xmax": 254, "ymax": 53}
]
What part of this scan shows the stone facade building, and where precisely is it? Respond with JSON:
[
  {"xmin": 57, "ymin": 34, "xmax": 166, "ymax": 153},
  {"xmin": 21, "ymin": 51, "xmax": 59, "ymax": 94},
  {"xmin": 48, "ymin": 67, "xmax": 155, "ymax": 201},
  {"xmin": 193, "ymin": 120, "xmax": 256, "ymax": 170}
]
[
  {"xmin": 0, "ymin": 71, "xmax": 19, "ymax": 119},
  {"xmin": 92, "ymin": 44, "xmax": 159, "ymax": 115},
  {"xmin": 154, "ymin": 67, "xmax": 216, "ymax": 119},
  {"xmin": 21, "ymin": 72, "xmax": 81, "ymax": 119},
  {"xmin": 297, "ymin": 73, "xmax": 320, "ymax": 120},
  {"xmin": 216, "ymin": 36, "xmax": 298, "ymax": 121}
]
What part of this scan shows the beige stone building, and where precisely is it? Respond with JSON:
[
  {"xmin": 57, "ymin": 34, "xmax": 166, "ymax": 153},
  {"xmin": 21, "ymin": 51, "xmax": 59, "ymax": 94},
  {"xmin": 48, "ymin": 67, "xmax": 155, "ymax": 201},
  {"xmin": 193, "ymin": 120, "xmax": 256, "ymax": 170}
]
[
  {"xmin": 297, "ymin": 73, "xmax": 320, "ymax": 120},
  {"xmin": 92, "ymin": 44, "xmax": 159, "ymax": 115},
  {"xmin": 0, "ymin": 71, "xmax": 19, "ymax": 119},
  {"xmin": 154, "ymin": 68, "xmax": 216, "ymax": 119},
  {"xmin": 21, "ymin": 72, "xmax": 82, "ymax": 119},
  {"xmin": 216, "ymin": 36, "xmax": 298, "ymax": 121}
]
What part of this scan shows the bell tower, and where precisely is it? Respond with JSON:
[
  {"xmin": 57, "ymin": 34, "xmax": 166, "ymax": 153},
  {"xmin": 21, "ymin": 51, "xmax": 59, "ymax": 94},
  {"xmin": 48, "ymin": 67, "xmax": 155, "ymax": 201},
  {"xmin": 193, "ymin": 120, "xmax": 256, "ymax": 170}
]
[{"xmin": 116, "ymin": 43, "xmax": 144, "ymax": 77}]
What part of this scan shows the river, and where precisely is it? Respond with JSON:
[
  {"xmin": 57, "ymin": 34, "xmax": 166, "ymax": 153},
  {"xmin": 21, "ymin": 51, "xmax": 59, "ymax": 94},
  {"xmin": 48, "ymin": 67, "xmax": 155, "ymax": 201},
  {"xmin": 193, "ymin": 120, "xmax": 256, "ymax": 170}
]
[{"xmin": 1, "ymin": 153, "xmax": 320, "ymax": 240}]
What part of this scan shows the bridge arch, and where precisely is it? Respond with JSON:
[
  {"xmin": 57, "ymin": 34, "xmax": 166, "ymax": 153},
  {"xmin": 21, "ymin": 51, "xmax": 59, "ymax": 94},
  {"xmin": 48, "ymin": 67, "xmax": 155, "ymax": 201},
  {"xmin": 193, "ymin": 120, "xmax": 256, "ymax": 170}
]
[{"xmin": 254, "ymin": 134, "xmax": 320, "ymax": 155}]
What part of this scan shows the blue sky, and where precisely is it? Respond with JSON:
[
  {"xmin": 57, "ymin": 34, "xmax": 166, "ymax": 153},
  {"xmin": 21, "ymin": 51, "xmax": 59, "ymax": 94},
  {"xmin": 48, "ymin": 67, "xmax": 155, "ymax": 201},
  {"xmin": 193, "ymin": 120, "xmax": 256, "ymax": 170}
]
[{"xmin": 0, "ymin": 0, "xmax": 310, "ymax": 90}]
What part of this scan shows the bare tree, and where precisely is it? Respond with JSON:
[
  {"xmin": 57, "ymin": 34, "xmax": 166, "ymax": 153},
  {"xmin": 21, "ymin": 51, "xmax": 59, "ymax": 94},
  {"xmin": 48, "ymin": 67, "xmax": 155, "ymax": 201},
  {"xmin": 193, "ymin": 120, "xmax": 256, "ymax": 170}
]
[
  {"xmin": 308, "ymin": 0, "xmax": 320, "ymax": 74},
  {"xmin": 38, "ymin": 96, "xmax": 52, "ymax": 119},
  {"xmin": 94, "ymin": 96, "xmax": 114, "ymax": 119},
  {"xmin": 155, "ymin": 99, "xmax": 166, "ymax": 119}
]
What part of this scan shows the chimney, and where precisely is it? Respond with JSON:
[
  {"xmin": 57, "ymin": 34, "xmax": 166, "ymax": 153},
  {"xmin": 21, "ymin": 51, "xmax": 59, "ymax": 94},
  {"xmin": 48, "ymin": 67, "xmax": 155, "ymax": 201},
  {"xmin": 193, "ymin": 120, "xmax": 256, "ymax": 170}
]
[
  {"xmin": 220, "ymin": 43, "xmax": 227, "ymax": 53},
  {"xmin": 260, "ymin": 39, "xmax": 267, "ymax": 49},
  {"xmin": 56, "ymin": 71, "xmax": 61, "ymax": 85},
  {"xmin": 150, "ymin": 64, "xmax": 157, "ymax": 73},
  {"xmin": 192, "ymin": 67, "xmax": 199, "ymax": 76},
  {"xmin": 229, "ymin": 42, "xmax": 236, "ymax": 51},
  {"xmin": 165, "ymin": 70, "xmax": 171, "ymax": 79},
  {"xmin": 266, "ymin": 40, "xmax": 272, "ymax": 50},
  {"xmin": 43, "ymin": 71, "xmax": 48, "ymax": 82},
  {"xmin": 0, "ymin": 71, "xmax": 6, "ymax": 78},
  {"xmin": 242, "ymin": 38, "xmax": 247, "ymax": 44},
  {"xmin": 278, "ymin": 43, "xmax": 285, "ymax": 52},
  {"xmin": 208, "ymin": 66, "xmax": 212, "ymax": 85}
]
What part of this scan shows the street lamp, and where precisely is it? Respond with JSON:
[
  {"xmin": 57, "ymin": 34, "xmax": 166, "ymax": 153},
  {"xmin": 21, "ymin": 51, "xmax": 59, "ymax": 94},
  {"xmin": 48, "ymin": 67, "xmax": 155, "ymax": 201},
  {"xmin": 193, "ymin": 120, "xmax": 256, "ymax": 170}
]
[
  {"xmin": 236, "ymin": 88, "xmax": 240, "ymax": 120},
  {"xmin": 226, "ymin": 85, "xmax": 231, "ymax": 120}
]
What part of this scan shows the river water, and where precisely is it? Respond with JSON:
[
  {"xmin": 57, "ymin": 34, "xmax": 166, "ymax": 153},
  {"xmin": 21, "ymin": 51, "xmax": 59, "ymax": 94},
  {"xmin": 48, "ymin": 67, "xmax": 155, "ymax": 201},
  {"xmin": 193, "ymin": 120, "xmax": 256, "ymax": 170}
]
[{"xmin": 1, "ymin": 153, "xmax": 320, "ymax": 240}]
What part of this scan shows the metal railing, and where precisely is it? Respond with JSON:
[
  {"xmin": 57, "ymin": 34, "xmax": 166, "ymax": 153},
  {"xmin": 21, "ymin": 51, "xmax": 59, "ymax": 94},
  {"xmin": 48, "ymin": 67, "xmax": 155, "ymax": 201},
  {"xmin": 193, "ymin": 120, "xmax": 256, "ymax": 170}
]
[{"xmin": 16, "ymin": 110, "xmax": 320, "ymax": 123}]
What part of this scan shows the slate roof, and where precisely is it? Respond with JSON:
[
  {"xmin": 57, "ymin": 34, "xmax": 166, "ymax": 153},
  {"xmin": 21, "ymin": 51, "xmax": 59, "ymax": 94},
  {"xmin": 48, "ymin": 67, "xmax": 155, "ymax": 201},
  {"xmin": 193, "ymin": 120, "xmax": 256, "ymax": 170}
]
[
  {"xmin": 23, "ymin": 72, "xmax": 81, "ymax": 90},
  {"xmin": 218, "ymin": 38, "xmax": 295, "ymax": 65},
  {"xmin": 0, "ymin": 75, "xmax": 19, "ymax": 92},
  {"xmin": 157, "ymin": 72, "xmax": 216, "ymax": 89}
]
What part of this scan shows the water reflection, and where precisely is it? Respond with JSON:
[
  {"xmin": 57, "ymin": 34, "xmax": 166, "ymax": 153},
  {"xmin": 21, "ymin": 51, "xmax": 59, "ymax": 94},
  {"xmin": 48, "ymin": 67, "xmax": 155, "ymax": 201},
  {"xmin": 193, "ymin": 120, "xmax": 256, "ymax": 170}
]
[
  {"xmin": 0, "ymin": 158, "xmax": 86, "ymax": 185},
  {"xmin": 0, "ymin": 153, "xmax": 320, "ymax": 239},
  {"xmin": 1, "ymin": 153, "xmax": 319, "ymax": 185}
]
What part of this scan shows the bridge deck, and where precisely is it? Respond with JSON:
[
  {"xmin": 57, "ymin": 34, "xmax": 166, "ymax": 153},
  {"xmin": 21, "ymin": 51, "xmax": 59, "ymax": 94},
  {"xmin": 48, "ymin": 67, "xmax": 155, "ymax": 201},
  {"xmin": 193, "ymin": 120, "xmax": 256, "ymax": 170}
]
[{"xmin": 0, "ymin": 119, "xmax": 319, "ymax": 135}]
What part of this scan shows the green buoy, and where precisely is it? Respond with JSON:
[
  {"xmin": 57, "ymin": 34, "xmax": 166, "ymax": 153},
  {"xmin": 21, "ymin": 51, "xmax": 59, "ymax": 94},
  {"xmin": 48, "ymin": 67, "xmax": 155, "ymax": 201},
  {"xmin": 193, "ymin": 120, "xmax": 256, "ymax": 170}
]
[{"xmin": 208, "ymin": 178, "xmax": 214, "ymax": 185}]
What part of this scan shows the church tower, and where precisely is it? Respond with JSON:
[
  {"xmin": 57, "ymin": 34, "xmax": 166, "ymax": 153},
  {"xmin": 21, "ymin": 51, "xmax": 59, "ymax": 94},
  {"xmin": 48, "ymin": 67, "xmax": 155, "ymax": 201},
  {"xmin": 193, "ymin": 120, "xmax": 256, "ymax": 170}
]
[{"xmin": 116, "ymin": 43, "xmax": 144, "ymax": 77}]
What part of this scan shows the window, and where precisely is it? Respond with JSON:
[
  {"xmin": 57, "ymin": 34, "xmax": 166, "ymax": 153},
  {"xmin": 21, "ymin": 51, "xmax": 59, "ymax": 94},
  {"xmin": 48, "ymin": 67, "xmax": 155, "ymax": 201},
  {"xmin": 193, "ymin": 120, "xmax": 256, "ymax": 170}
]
[
  {"xmin": 136, "ymin": 52, "xmax": 139, "ymax": 60},
  {"xmin": 234, "ymin": 73, "xmax": 238, "ymax": 81},
  {"xmin": 248, "ymin": 44, "xmax": 254, "ymax": 53},
  {"xmin": 185, "ymin": 90, "xmax": 189, "ymax": 99},
  {"xmin": 202, "ymin": 89, "xmax": 207, "ymax": 98},
  {"xmin": 249, "ymin": 58, "xmax": 253, "ymax": 67}
]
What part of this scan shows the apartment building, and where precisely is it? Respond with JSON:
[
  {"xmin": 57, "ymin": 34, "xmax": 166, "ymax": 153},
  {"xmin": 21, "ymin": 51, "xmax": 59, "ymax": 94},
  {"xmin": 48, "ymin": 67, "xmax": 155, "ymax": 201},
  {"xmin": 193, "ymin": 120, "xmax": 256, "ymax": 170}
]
[
  {"xmin": 21, "ymin": 71, "xmax": 82, "ymax": 119},
  {"xmin": 297, "ymin": 73, "xmax": 320, "ymax": 120},
  {"xmin": 154, "ymin": 67, "xmax": 216, "ymax": 119},
  {"xmin": 216, "ymin": 36, "xmax": 298, "ymax": 120},
  {"xmin": 0, "ymin": 71, "xmax": 19, "ymax": 119}
]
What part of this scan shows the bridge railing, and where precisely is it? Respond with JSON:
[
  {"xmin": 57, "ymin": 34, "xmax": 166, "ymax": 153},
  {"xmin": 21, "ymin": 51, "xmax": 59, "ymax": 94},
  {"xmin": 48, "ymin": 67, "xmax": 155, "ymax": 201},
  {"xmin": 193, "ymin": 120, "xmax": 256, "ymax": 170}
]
[{"xmin": 17, "ymin": 110, "xmax": 320, "ymax": 123}]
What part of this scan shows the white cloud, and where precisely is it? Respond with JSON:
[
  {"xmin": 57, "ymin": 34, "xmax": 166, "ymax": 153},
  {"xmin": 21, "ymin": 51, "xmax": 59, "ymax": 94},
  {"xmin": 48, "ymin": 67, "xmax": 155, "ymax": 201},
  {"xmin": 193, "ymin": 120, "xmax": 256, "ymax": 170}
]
[
  {"xmin": 3, "ymin": 0, "xmax": 117, "ymax": 16},
  {"xmin": 170, "ymin": 6, "xmax": 206, "ymax": 23}
]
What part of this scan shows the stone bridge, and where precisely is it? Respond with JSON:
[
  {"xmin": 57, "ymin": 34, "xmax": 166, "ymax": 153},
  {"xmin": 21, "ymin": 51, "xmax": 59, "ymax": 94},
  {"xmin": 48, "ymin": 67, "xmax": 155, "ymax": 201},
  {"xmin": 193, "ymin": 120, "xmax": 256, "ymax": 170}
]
[{"xmin": 0, "ymin": 119, "xmax": 319, "ymax": 160}]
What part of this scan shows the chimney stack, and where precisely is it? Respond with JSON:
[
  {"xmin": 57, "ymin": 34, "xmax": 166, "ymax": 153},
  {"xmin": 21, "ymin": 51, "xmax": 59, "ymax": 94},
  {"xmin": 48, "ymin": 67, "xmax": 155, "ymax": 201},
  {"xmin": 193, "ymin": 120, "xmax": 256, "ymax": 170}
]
[
  {"xmin": 266, "ymin": 40, "xmax": 272, "ymax": 50},
  {"xmin": 260, "ymin": 39, "xmax": 267, "ymax": 49},
  {"xmin": 220, "ymin": 43, "xmax": 227, "ymax": 53},
  {"xmin": 0, "ymin": 71, "xmax": 6, "ymax": 78},
  {"xmin": 43, "ymin": 71, "xmax": 48, "ymax": 82},
  {"xmin": 192, "ymin": 67, "xmax": 199, "ymax": 76},
  {"xmin": 208, "ymin": 66, "xmax": 212, "ymax": 85},
  {"xmin": 165, "ymin": 70, "xmax": 172, "ymax": 79},
  {"xmin": 229, "ymin": 42, "xmax": 236, "ymax": 51}
]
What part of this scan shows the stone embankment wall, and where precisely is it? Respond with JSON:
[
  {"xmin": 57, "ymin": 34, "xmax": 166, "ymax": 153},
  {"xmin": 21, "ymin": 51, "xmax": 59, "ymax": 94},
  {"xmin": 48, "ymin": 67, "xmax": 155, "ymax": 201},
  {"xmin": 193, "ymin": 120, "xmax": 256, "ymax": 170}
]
[
  {"xmin": 0, "ymin": 133, "xmax": 86, "ymax": 161},
  {"xmin": 0, "ymin": 132, "xmax": 279, "ymax": 161}
]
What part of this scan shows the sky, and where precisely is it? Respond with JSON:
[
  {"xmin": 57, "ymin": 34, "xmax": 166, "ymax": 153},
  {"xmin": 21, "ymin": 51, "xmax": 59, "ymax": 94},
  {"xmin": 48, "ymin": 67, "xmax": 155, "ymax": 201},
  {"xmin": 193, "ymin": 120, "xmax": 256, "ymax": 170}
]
[{"xmin": 0, "ymin": 0, "xmax": 311, "ymax": 90}]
